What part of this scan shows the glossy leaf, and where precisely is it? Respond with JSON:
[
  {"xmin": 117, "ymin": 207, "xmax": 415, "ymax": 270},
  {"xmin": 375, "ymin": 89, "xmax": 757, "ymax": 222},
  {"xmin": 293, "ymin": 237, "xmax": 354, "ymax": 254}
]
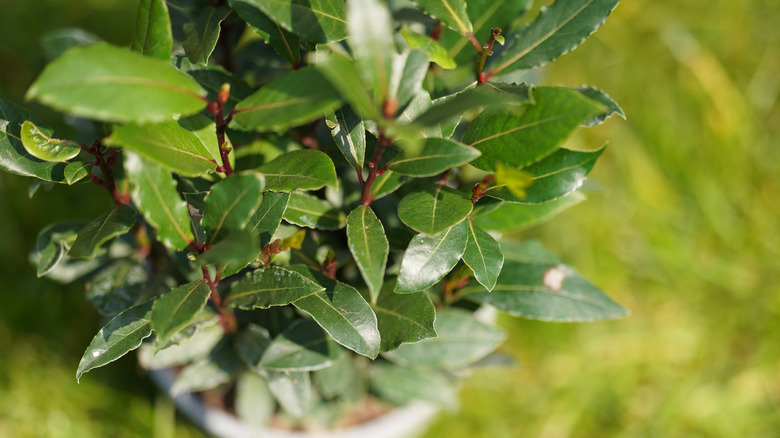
[
  {"xmin": 69, "ymin": 205, "xmax": 137, "ymax": 260},
  {"xmin": 462, "ymin": 219, "xmax": 504, "ymax": 291},
  {"xmin": 63, "ymin": 161, "xmax": 91, "ymax": 184},
  {"xmin": 232, "ymin": 67, "xmax": 341, "ymax": 132},
  {"xmin": 26, "ymin": 43, "xmax": 206, "ymax": 123},
  {"xmin": 151, "ymin": 281, "xmax": 211, "ymax": 349},
  {"xmin": 259, "ymin": 319, "xmax": 340, "ymax": 371},
  {"xmin": 325, "ymin": 106, "xmax": 365, "ymax": 169},
  {"xmin": 412, "ymin": 85, "xmax": 520, "ymax": 128},
  {"xmin": 247, "ymin": 191, "xmax": 289, "ymax": 248},
  {"xmin": 226, "ymin": 266, "xmax": 324, "ymax": 309},
  {"xmin": 124, "ymin": 152, "xmax": 193, "ymax": 250},
  {"xmin": 20, "ymin": 120, "xmax": 80, "ymax": 162},
  {"xmin": 105, "ymin": 120, "xmax": 216, "ymax": 177},
  {"xmin": 486, "ymin": 147, "xmax": 605, "ymax": 204},
  {"xmin": 388, "ymin": 49, "xmax": 429, "ymax": 112},
  {"xmin": 488, "ymin": 0, "xmax": 620, "ymax": 75},
  {"xmin": 230, "ymin": 0, "xmax": 300, "ymax": 66},
  {"xmin": 178, "ymin": 113, "xmax": 236, "ymax": 169},
  {"xmin": 473, "ymin": 192, "xmax": 586, "ymax": 232},
  {"xmin": 283, "ymin": 192, "xmax": 345, "ymax": 230},
  {"xmin": 130, "ymin": 0, "xmax": 173, "ymax": 60},
  {"xmin": 397, "ymin": 186, "xmax": 472, "ymax": 235},
  {"xmin": 386, "ymin": 309, "xmax": 505, "ymax": 369},
  {"xmin": 170, "ymin": 339, "xmax": 242, "ymax": 395},
  {"xmin": 33, "ymin": 222, "xmax": 82, "ymax": 278},
  {"xmin": 183, "ymin": 6, "xmax": 231, "ymax": 64},
  {"xmin": 241, "ymin": 0, "xmax": 347, "ymax": 43},
  {"xmin": 401, "ymin": 28, "xmax": 456, "ymax": 69},
  {"xmin": 373, "ymin": 279, "xmax": 436, "ymax": 352},
  {"xmin": 77, "ymin": 301, "xmax": 154, "ymax": 382},
  {"xmin": 347, "ymin": 0, "xmax": 395, "ymax": 102},
  {"xmin": 396, "ymin": 220, "xmax": 468, "ymax": 293},
  {"xmin": 577, "ymin": 86, "xmax": 625, "ymax": 126},
  {"xmin": 85, "ymin": 260, "xmax": 146, "ymax": 317},
  {"xmin": 290, "ymin": 266, "xmax": 381, "ymax": 359},
  {"xmin": 202, "ymin": 173, "xmax": 265, "ymax": 243},
  {"xmin": 266, "ymin": 370, "xmax": 312, "ymax": 419},
  {"xmin": 463, "ymin": 240, "xmax": 629, "ymax": 321},
  {"xmin": 463, "ymin": 86, "xmax": 603, "ymax": 171},
  {"xmin": 198, "ymin": 230, "xmax": 260, "ymax": 277},
  {"xmin": 346, "ymin": 206, "xmax": 388, "ymax": 303},
  {"xmin": 415, "ymin": 0, "xmax": 472, "ymax": 35},
  {"xmin": 257, "ymin": 149, "xmax": 337, "ymax": 192},
  {"xmin": 370, "ymin": 170, "xmax": 406, "ymax": 200},
  {"xmin": 389, "ymin": 137, "xmax": 480, "ymax": 177},
  {"xmin": 369, "ymin": 363, "xmax": 457, "ymax": 409}
]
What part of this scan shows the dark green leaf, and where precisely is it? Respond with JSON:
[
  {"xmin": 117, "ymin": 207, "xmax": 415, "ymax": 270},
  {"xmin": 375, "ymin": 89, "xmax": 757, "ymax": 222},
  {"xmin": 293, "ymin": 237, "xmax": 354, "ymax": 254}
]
[
  {"xmin": 485, "ymin": 147, "xmax": 605, "ymax": 204},
  {"xmin": 473, "ymin": 192, "xmax": 585, "ymax": 232},
  {"xmin": 226, "ymin": 266, "xmax": 324, "ymax": 309},
  {"xmin": 462, "ymin": 219, "xmax": 503, "ymax": 291},
  {"xmin": 389, "ymin": 137, "xmax": 480, "ymax": 177},
  {"xmin": 347, "ymin": 0, "xmax": 396, "ymax": 102},
  {"xmin": 230, "ymin": 0, "xmax": 301, "ymax": 66},
  {"xmin": 85, "ymin": 260, "xmax": 146, "ymax": 316},
  {"xmin": 232, "ymin": 67, "xmax": 341, "ymax": 132},
  {"xmin": 41, "ymin": 28, "xmax": 102, "ymax": 61},
  {"xmin": 386, "ymin": 309, "xmax": 505, "ymax": 369},
  {"xmin": 130, "ymin": 0, "xmax": 173, "ymax": 60},
  {"xmin": 77, "ymin": 301, "xmax": 154, "ymax": 382},
  {"xmin": 388, "ymin": 49, "xmax": 429, "ymax": 111},
  {"xmin": 577, "ymin": 86, "xmax": 625, "ymax": 126},
  {"xmin": 373, "ymin": 278, "xmax": 436, "ymax": 352},
  {"xmin": 257, "ymin": 149, "xmax": 337, "ymax": 192},
  {"xmin": 33, "ymin": 222, "xmax": 82, "ymax": 277},
  {"xmin": 151, "ymin": 281, "xmax": 211, "ymax": 349},
  {"xmin": 401, "ymin": 28, "xmax": 456, "ymax": 69},
  {"xmin": 415, "ymin": 0, "xmax": 472, "ymax": 35},
  {"xmin": 183, "ymin": 6, "xmax": 231, "ymax": 64},
  {"xmin": 370, "ymin": 363, "xmax": 457, "ymax": 409},
  {"xmin": 20, "ymin": 120, "xmax": 80, "ymax": 162},
  {"xmin": 243, "ymin": 0, "xmax": 347, "ymax": 43},
  {"xmin": 346, "ymin": 206, "xmax": 388, "ymax": 303},
  {"xmin": 259, "ymin": 319, "xmax": 340, "ymax": 371},
  {"xmin": 463, "ymin": 240, "xmax": 630, "ymax": 321},
  {"xmin": 266, "ymin": 370, "xmax": 312, "ymax": 419},
  {"xmin": 370, "ymin": 170, "xmax": 407, "ymax": 200},
  {"xmin": 124, "ymin": 152, "xmax": 194, "ymax": 250},
  {"xmin": 325, "ymin": 106, "xmax": 365, "ymax": 169},
  {"xmin": 247, "ymin": 191, "xmax": 289, "ymax": 248},
  {"xmin": 488, "ymin": 0, "xmax": 620, "ymax": 75},
  {"xmin": 170, "ymin": 338, "xmax": 241, "ymax": 395},
  {"xmin": 198, "ymin": 230, "xmax": 260, "ymax": 277},
  {"xmin": 397, "ymin": 186, "xmax": 472, "ymax": 235},
  {"xmin": 26, "ymin": 43, "xmax": 206, "ymax": 123},
  {"xmin": 202, "ymin": 173, "xmax": 265, "ymax": 243},
  {"xmin": 463, "ymin": 86, "xmax": 604, "ymax": 171},
  {"xmin": 174, "ymin": 58, "xmax": 253, "ymax": 113},
  {"xmin": 412, "ymin": 86, "xmax": 520, "ymax": 127},
  {"xmin": 283, "ymin": 192, "xmax": 345, "ymax": 230},
  {"xmin": 69, "ymin": 205, "xmax": 137, "ymax": 260},
  {"xmin": 396, "ymin": 220, "xmax": 468, "ymax": 293},
  {"xmin": 289, "ymin": 266, "xmax": 381, "ymax": 359}
]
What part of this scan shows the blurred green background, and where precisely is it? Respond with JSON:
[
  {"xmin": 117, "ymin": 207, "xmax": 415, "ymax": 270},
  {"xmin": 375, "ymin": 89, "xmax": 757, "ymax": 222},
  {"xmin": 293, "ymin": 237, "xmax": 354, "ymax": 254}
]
[{"xmin": 1, "ymin": 0, "xmax": 779, "ymax": 437}]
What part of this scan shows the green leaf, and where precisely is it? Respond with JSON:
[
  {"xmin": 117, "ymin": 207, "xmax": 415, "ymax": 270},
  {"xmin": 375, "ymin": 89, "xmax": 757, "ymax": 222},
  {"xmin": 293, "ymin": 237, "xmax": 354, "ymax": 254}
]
[
  {"xmin": 183, "ymin": 5, "xmax": 231, "ymax": 65},
  {"xmin": 259, "ymin": 319, "xmax": 340, "ymax": 371},
  {"xmin": 313, "ymin": 351, "xmax": 353, "ymax": 398},
  {"xmin": 230, "ymin": 0, "xmax": 301, "ymax": 66},
  {"xmin": 41, "ymin": 27, "xmax": 102, "ymax": 61},
  {"xmin": 33, "ymin": 222, "xmax": 82, "ymax": 278},
  {"xmin": 174, "ymin": 58, "xmax": 253, "ymax": 113},
  {"xmin": 241, "ymin": 0, "xmax": 347, "ymax": 42},
  {"xmin": 462, "ymin": 219, "xmax": 503, "ymax": 291},
  {"xmin": 388, "ymin": 49, "xmax": 430, "ymax": 112},
  {"xmin": 130, "ymin": 0, "xmax": 173, "ymax": 60},
  {"xmin": 347, "ymin": 0, "xmax": 396, "ymax": 102},
  {"xmin": 389, "ymin": 137, "xmax": 480, "ymax": 177},
  {"xmin": 151, "ymin": 281, "xmax": 211, "ymax": 350},
  {"xmin": 266, "ymin": 370, "xmax": 312, "ymax": 419},
  {"xmin": 317, "ymin": 55, "xmax": 379, "ymax": 120},
  {"xmin": 463, "ymin": 240, "xmax": 630, "ymax": 321},
  {"xmin": 397, "ymin": 186, "xmax": 472, "ymax": 235},
  {"xmin": 289, "ymin": 265, "xmax": 381, "ymax": 359},
  {"xmin": 104, "ymin": 120, "xmax": 216, "ymax": 177},
  {"xmin": 178, "ymin": 113, "xmax": 236, "ymax": 169},
  {"xmin": 325, "ymin": 106, "xmax": 365, "ymax": 169},
  {"xmin": 412, "ymin": 85, "xmax": 522, "ymax": 128},
  {"xmin": 226, "ymin": 266, "xmax": 324, "ymax": 309},
  {"xmin": 401, "ymin": 28, "xmax": 456, "ymax": 69},
  {"xmin": 26, "ymin": 43, "xmax": 206, "ymax": 123},
  {"xmin": 463, "ymin": 86, "xmax": 604, "ymax": 171},
  {"xmin": 85, "ymin": 260, "xmax": 146, "ymax": 316},
  {"xmin": 198, "ymin": 230, "xmax": 260, "ymax": 277},
  {"xmin": 370, "ymin": 363, "xmax": 457, "ymax": 409},
  {"xmin": 473, "ymin": 192, "xmax": 586, "ymax": 232},
  {"xmin": 235, "ymin": 323, "xmax": 272, "ymax": 372},
  {"xmin": 486, "ymin": 147, "xmax": 605, "ymax": 204},
  {"xmin": 19, "ymin": 120, "xmax": 80, "ymax": 162},
  {"xmin": 577, "ymin": 86, "xmax": 625, "ymax": 126},
  {"xmin": 396, "ymin": 220, "xmax": 468, "ymax": 293},
  {"xmin": 283, "ymin": 192, "xmax": 345, "ymax": 230},
  {"xmin": 488, "ymin": 0, "xmax": 620, "ymax": 75},
  {"xmin": 247, "ymin": 191, "xmax": 290, "ymax": 248},
  {"xmin": 232, "ymin": 67, "xmax": 342, "ymax": 132},
  {"xmin": 235, "ymin": 372, "xmax": 275, "ymax": 428},
  {"xmin": 415, "ymin": 0, "xmax": 472, "ymax": 35},
  {"xmin": 63, "ymin": 161, "xmax": 91, "ymax": 184},
  {"xmin": 370, "ymin": 170, "xmax": 407, "ymax": 200},
  {"xmin": 386, "ymin": 309, "xmax": 506, "ymax": 369},
  {"xmin": 373, "ymin": 278, "xmax": 436, "ymax": 352},
  {"xmin": 346, "ymin": 206, "xmax": 388, "ymax": 304},
  {"xmin": 257, "ymin": 149, "xmax": 337, "ymax": 192},
  {"xmin": 170, "ymin": 338, "xmax": 241, "ymax": 395},
  {"xmin": 77, "ymin": 301, "xmax": 154, "ymax": 382},
  {"xmin": 69, "ymin": 205, "xmax": 137, "ymax": 260},
  {"xmin": 124, "ymin": 152, "xmax": 193, "ymax": 250},
  {"xmin": 202, "ymin": 173, "xmax": 265, "ymax": 243}
]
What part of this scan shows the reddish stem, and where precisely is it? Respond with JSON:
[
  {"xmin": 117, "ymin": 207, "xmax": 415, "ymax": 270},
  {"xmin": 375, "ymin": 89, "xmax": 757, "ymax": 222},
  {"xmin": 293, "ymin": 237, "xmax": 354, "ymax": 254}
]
[
  {"xmin": 430, "ymin": 21, "xmax": 442, "ymax": 41},
  {"xmin": 201, "ymin": 265, "xmax": 237, "ymax": 333},
  {"xmin": 476, "ymin": 28, "xmax": 502, "ymax": 84},
  {"xmin": 208, "ymin": 84, "xmax": 234, "ymax": 176},
  {"xmin": 360, "ymin": 132, "xmax": 392, "ymax": 206}
]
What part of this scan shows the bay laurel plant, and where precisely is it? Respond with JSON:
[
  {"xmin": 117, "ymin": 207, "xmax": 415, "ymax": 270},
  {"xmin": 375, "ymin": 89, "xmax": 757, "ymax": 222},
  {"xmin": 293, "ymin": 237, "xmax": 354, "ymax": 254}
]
[{"xmin": 0, "ymin": 0, "xmax": 628, "ymax": 427}]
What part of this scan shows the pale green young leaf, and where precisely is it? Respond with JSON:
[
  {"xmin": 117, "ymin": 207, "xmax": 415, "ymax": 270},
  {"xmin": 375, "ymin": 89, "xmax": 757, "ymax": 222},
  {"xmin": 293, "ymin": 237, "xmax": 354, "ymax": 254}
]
[
  {"xmin": 325, "ymin": 106, "xmax": 365, "ymax": 169},
  {"xmin": 397, "ymin": 186, "xmax": 472, "ymax": 235},
  {"xmin": 230, "ymin": 0, "xmax": 301, "ymax": 66},
  {"xmin": 26, "ymin": 43, "xmax": 206, "ymax": 123},
  {"xmin": 151, "ymin": 281, "xmax": 211, "ymax": 350},
  {"xmin": 130, "ymin": 0, "xmax": 173, "ymax": 60},
  {"xmin": 346, "ymin": 206, "xmax": 389, "ymax": 303},
  {"xmin": 389, "ymin": 137, "xmax": 480, "ymax": 177},
  {"xmin": 20, "ymin": 120, "xmax": 80, "ymax": 162},
  {"xmin": 473, "ymin": 192, "xmax": 586, "ymax": 232},
  {"xmin": 259, "ymin": 319, "xmax": 340, "ymax": 371},
  {"xmin": 373, "ymin": 279, "xmax": 436, "ymax": 352},
  {"xmin": 240, "ymin": 0, "xmax": 347, "ymax": 43},
  {"xmin": 226, "ymin": 266, "xmax": 324, "ymax": 309},
  {"xmin": 401, "ymin": 28, "xmax": 456, "ymax": 69},
  {"xmin": 347, "ymin": 0, "xmax": 396, "ymax": 103},
  {"xmin": 63, "ymin": 161, "xmax": 91, "ymax": 185},
  {"xmin": 283, "ymin": 192, "xmax": 346, "ymax": 230},
  {"xmin": 396, "ymin": 220, "xmax": 468, "ymax": 293},
  {"xmin": 462, "ymin": 219, "xmax": 504, "ymax": 291},
  {"xmin": 202, "ymin": 173, "xmax": 265, "ymax": 243},
  {"xmin": 257, "ymin": 149, "xmax": 337, "ymax": 192},
  {"xmin": 415, "ymin": 0, "xmax": 472, "ymax": 35},
  {"xmin": 183, "ymin": 6, "xmax": 231, "ymax": 65},
  {"xmin": 69, "ymin": 205, "xmax": 137, "ymax": 260}
]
